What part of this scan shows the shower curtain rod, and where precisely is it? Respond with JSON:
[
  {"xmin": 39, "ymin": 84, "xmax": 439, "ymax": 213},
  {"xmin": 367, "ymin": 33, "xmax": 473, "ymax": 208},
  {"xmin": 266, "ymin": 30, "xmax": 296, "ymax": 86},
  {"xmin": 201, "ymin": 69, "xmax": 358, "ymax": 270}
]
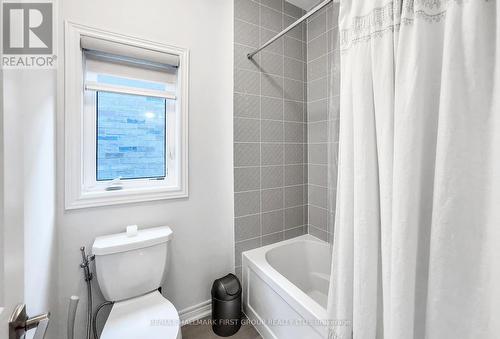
[{"xmin": 247, "ymin": 0, "xmax": 333, "ymax": 59}]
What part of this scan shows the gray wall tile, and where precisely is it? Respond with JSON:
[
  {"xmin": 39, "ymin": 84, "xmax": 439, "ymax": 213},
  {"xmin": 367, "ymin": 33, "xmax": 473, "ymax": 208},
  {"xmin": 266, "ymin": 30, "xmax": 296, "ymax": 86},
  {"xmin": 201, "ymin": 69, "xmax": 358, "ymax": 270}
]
[
  {"xmin": 261, "ymin": 143, "xmax": 283, "ymax": 165},
  {"xmin": 285, "ymin": 206, "xmax": 305, "ymax": 229},
  {"xmin": 308, "ymin": 164, "xmax": 327, "ymax": 187},
  {"xmin": 329, "ymin": 118, "xmax": 340, "ymax": 142},
  {"xmin": 308, "ymin": 120, "xmax": 327, "ymax": 143},
  {"xmin": 259, "ymin": 51, "xmax": 284, "ymax": 76},
  {"xmin": 260, "ymin": 5, "xmax": 283, "ymax": 32},
  {"xmin": 235, "ymin": 214, "xmax": 261, "ymax": 241},
  {"xmin": 308, "ymin": 225, "xmax": 328, "ymax": 242},
  {"xmin": 326, "ymin": 3, "xmax": 340, "ymax": 29},
  {"xmin": 261, "ymin": 120, "xmax": 284, "ymax": 142},
  {"xmin": 261, "ymin": 73, "xmax": 284, "ymax": 98},
  {"xmin": 284, "ymin": 165, "xmax": 304, "ymax": 186},
  {"xmin": 234, "ymin": 143, "xmax": 260, "ymax": 166},
  {"xmin": 261, "ymin": 165, "xmax": 283, "ymax": 188},
  {"xmin": 235, "ymin": 44, "xmax": 261, "ymax": 72},
  {"xmin": 284, "ymin": 16, "xmax": 303, "ymax": 41},
  {"xmin": 261, "ymin": 188, "xmax": 283, "ymax": 212},
  {"xmin": 284, "ymin": 2, "xmax": 303, "ymax": 18},
  {"xmin": 307, "ymin": 99, "xmax": 327, "ymax": 122},
  {"xmin": 235, "ymin": 190, "xmax": 260, "ymax": 217},
  {"xmin": 235, "ymin": 237, "xmax": 261, "ymax": 266},
  {"xmin": 284, "ymin": 100, "xmax": 304, "ymax": 122},
  {"xmin": 235, "ymin": 266, "xmax": 242, "ymax": 281},
  {"xmin": 309, "ymin": 205, "xmax": 327, "ymax": 230},
  {"xmin": 328, "ymin": 28, "xmax": 339, "ymax": 53},
  {"xmin": 284, "ymin": 36, "xmax": 303, "ymax": 60},
  {"xmin": 234, "ymin": 117, "xmax": 260, "ymax": 142},
  {"xmin": 285, "ymin": 226, "xmax": 305, "ymax": 239},
  {"xmin": 261, "ymin": 97, "xmax": 283, "ymax": 120},
  {"xmin": 307, "ymin": 33, "xmax": 327, "ymax": 61},
  {"xmin": 330, "ymin": 50, "xmax": 341, "ymax": 96},
  {"xmin": 308, "ymin": 184, "xmax": 327, "ymax": 209},
  {"xmin": 235, "ymin": 0, "xmax": 260, "ymax": 25},
  {"xmin": 235, "ymin": 69, "xmax": 260, "ymax": 95},
  {"xmin": 284, "ymin": 122, "xmax": 305, "ymax": 143},
  {"xmin": 235, "ymin": 19, "xmax": 259, "ymax": 47},
  {"xmin": 262, "ymin": 210, "xmax": 284, "ymax": 234},
  {"xmin": 234, "ymin": 93, "xmax": 260, "ymax": 118},
  {"xmin": 307, "ymin": 76, "xmax": 327, "ymax": 101},
  {"xmin": 260, "ymin": 0, "xmax": 282, "ymax": 12},
  {"xmin": 329, "ymin": 95, "xmax": 340, "ymax": 120},
  {"xmin": 308, "ymin": 144, "xmax": 327, "ymax": 165},
  {"xmin": 307, "ymin": 11, "xmax": 326, "ymax": 40},
  {"xmin": 260, "ymin": 27, "xmax": 283, "ymax": 54},
  {"xmin": 234, "ymin": 167, "xmax": 261, "ymax": 192},
  {"xmin": 284, "ymin": 57, "xmax": 304, "ymax": 81},
  {"xmin": 262, "ymin": 231, "xmax": 284, "ymax": 246},
  {"xmin": 285, "ymin": 185, "xmax": 304, "ymax": 207},
  {"xmin": 307, "ymin": 55, "xmax": 327, "ymax": 82},
  {"xmin": 284, "ymin": 143, "xmax": 304, "ymax": 165},
  {"xmin": 284, "ymin": 78, "xmax": 304, "ymax": 101}
]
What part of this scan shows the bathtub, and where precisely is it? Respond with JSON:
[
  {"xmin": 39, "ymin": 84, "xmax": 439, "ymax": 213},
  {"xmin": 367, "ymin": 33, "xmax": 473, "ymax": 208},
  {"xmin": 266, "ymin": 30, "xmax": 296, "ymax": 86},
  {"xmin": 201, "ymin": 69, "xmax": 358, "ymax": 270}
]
[{"xmin": 242, "ymin": 234, "xmax": 331, "ymax": 339}]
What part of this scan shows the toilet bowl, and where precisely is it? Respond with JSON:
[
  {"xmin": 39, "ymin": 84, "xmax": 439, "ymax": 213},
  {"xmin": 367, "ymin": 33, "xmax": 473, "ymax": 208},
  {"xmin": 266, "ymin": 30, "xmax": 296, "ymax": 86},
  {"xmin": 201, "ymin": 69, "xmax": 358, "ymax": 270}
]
[
  {"xmin": 92, "ymin": 226, "xmax": 181, "ymax": 339},
  {"xmin": 100, "ymin": 291, "xmax": 181, "ymax": 339}
]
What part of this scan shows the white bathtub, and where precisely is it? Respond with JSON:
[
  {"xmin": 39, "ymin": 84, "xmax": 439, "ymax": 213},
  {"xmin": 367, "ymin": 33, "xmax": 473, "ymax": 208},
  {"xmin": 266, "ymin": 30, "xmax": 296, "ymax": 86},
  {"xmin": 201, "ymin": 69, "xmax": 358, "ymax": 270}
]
[{"xmin": 242, "ymin": 235, "xmax": 332, "ymax": 339}]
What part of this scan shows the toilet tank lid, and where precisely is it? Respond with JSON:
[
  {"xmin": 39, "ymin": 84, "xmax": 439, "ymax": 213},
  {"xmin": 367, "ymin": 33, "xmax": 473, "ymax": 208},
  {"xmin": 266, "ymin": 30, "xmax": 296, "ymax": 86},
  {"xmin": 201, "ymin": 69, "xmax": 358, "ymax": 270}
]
[{"xmin": 92, "ymin": 226, "xmax": 173, "ymax": 256}]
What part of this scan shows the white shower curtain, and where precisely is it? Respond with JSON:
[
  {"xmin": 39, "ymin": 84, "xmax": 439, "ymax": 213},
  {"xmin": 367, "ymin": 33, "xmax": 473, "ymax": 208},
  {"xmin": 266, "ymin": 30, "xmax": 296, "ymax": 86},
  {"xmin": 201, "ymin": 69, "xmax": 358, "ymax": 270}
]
[{"xmin": 327, "ymin": 0, "xmax": 500, "ymax": 338}]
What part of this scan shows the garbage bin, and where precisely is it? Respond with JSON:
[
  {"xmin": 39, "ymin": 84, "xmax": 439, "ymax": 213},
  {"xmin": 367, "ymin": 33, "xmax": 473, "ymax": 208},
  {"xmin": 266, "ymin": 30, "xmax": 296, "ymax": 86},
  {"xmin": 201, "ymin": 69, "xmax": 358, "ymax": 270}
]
[{"xmin": 211, "ymin": 273, "xmax": 242, "ymax": 337}]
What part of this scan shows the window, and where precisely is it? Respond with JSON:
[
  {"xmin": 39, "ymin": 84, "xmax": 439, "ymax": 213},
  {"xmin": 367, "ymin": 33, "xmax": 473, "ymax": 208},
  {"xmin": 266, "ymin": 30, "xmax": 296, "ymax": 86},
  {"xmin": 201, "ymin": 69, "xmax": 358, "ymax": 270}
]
[
  {"xmin": 65, "ymin": 23, "xmax": 189, "ymax": 209},
  {"xmin": 96, "ymin": 86, "xmax": 167, "ymax": 182}
]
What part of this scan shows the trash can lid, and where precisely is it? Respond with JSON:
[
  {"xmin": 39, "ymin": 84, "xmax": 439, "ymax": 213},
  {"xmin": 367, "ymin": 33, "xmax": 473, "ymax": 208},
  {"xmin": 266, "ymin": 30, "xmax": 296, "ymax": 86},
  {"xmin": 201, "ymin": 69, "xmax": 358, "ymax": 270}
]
[{"xmin": 211, "ymin": 273, "xmax": 242, "ymax": 301}]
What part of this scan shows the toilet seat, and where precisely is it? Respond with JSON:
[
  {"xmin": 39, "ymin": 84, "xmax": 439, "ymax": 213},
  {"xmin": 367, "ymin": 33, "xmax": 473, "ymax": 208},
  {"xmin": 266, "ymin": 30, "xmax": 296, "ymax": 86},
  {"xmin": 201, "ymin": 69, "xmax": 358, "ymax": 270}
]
[{"xmin": 100, "ymin": 290, "xmax": 182, "ymax": 339}]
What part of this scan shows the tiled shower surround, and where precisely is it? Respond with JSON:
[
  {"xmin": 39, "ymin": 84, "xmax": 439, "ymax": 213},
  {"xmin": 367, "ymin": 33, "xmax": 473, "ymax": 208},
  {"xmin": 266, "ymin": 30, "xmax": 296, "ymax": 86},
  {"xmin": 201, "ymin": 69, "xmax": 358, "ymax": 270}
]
[
  {"xmin": 233, "ymin": 0, "xmax": 340, "ymax": 273},
  {"xmin": 306, "ymin": 3, "xmax": 340, "ymax": 242}
]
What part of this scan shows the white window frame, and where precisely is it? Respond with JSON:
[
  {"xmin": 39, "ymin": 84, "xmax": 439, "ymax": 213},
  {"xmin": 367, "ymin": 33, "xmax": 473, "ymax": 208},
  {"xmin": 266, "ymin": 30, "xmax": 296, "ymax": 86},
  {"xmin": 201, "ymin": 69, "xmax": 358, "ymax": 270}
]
[{"xmin": 64, "ymin": 22, "xmax": 189, "ymax": 209}]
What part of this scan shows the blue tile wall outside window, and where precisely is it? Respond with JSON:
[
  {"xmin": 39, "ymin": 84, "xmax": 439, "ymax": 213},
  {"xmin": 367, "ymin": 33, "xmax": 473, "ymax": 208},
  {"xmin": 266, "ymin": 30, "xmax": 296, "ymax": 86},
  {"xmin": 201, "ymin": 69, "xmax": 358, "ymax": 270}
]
[{"xmin": 96, "ymin": 87, "xmax": 167, "ymax": 181}]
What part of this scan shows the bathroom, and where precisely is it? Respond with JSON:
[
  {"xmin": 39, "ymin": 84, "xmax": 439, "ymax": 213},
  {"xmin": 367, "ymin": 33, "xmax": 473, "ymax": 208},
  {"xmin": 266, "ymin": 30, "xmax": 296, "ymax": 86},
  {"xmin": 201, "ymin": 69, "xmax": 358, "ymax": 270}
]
[{"xmin": 0, "ymin": 0, "xmax": 498, "ymax": 339}]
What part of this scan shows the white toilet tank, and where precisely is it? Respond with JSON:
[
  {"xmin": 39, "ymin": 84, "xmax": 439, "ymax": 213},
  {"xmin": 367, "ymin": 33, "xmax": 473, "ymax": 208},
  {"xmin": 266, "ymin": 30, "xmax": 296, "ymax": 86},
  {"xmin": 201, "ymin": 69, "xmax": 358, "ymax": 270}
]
[{"xmin": 92, "ymin": 226, "xmax": 173, "ymax": 302}]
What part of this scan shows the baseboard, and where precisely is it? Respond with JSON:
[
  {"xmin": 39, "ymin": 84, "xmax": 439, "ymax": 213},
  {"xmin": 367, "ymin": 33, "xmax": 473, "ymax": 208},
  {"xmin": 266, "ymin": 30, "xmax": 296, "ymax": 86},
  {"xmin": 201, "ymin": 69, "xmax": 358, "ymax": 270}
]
[{"xmin": 179, "ymin": 299, "xmax": 211, "ymax": 325}]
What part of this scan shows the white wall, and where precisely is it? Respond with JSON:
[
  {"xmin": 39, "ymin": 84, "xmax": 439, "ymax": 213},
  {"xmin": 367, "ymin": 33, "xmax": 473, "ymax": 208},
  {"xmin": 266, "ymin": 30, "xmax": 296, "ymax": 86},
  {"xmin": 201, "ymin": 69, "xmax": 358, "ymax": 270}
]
[
  {"xmin": 21, "ymin": 70, "xmax": 58, "ymax": 338},
  {"xmin": 56, "ymin": 1, "xmax": 234, "ymax": 338},
  {"xmin": 3, "ymin": 69, "xmax": 58, "ymax": 338}
]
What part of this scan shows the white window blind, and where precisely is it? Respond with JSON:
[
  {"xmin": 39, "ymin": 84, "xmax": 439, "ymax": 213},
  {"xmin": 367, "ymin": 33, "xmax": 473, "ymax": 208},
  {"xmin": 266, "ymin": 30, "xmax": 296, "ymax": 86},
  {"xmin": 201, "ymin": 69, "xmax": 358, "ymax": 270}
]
[
  {"xmin": 80, "ymin": 35, "xmax": 180, "ymax": 67},
  {"xmin": 83, "ymin": 51, "xmax": 178, "ymax": 100}
]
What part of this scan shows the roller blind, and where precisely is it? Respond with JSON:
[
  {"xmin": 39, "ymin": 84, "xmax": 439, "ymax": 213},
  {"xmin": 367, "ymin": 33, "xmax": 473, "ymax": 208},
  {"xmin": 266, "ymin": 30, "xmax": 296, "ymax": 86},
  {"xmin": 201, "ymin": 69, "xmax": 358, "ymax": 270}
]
[
  {"xmin": 83, "ymin": 40, "xmax": 178, "ymax": 100},
  {"xmin": 80, "ymin": 35, "xmax": 180, "ymax": 68}
]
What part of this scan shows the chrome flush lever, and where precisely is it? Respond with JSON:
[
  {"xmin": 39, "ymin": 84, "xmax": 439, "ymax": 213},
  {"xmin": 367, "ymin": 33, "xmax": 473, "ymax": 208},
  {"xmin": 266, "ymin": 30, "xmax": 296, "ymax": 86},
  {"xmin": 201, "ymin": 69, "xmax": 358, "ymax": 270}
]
[{"xmin": 9, "ymin": 304, "xmax": 50, "ymax": 339}]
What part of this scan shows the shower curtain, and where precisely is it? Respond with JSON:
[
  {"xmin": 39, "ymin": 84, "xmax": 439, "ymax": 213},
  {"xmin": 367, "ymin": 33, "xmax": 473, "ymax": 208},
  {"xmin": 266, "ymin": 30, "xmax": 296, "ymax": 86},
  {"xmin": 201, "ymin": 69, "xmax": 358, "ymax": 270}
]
[{"xmin": 327, "ymin": 0, "xmax": 500, "ymax": 338}]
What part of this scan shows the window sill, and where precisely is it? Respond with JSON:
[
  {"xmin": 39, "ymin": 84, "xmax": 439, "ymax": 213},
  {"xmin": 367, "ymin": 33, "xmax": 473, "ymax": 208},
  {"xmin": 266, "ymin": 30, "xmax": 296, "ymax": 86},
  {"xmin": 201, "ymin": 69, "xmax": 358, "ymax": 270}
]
[{"xmin": 65, "ymin": 185, "xmax": 188, "ymax": 210}]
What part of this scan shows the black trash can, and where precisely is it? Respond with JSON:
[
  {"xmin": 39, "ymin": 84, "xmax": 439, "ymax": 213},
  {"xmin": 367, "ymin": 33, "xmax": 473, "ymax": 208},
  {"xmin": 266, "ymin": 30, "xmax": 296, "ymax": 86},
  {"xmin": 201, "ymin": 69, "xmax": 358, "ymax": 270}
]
[{"xmin": 211, "ymin": 273, "xmax": 242, "ymax": 337}]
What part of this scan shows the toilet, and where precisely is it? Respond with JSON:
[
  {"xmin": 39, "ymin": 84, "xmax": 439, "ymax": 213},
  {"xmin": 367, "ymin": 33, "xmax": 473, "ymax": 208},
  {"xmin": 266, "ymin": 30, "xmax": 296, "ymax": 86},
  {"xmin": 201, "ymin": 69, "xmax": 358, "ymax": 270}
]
[{"xmin": 92, "ymin": 226, "xmax": 181, "ymax": 339}]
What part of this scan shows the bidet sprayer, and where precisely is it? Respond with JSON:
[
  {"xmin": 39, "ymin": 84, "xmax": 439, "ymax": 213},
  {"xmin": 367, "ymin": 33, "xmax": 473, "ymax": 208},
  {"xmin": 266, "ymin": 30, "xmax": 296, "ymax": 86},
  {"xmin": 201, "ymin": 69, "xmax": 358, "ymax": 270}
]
[{"xmin": 80, "ymin": 246, "xmax": 95, "ymax": 282}]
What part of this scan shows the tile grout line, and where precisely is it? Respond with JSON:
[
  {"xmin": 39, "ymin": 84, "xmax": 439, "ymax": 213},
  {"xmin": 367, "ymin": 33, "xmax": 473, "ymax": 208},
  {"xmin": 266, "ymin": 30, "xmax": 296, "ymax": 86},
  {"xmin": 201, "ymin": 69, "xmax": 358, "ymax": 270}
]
[{"xmin": 236, "ymin": 224, "xmax": 307, "ymax": 244}]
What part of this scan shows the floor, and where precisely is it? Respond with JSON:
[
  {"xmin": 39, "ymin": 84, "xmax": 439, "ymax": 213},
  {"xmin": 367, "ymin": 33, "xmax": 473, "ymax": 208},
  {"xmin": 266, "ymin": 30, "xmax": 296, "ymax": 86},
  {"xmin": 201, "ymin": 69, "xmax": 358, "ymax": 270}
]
[{"xmin": 182, "ymin": 317, "xmax": 261, "ymax": 339}]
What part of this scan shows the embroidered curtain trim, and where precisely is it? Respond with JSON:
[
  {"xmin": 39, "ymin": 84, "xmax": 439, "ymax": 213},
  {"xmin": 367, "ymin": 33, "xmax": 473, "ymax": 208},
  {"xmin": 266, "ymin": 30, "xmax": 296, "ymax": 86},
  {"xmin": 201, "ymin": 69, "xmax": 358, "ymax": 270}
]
[{"xmin": 339, "ymin": 0, "xmax": 490, "ymax": 51}]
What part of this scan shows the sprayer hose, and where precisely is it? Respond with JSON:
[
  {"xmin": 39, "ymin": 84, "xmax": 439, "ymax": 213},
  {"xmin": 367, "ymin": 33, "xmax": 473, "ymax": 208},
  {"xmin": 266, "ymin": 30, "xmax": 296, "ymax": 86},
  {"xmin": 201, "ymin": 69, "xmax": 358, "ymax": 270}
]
[
  {"xmin": 86, "ymin": 281, "xmax": 93, "ymax": 339},
  {"xmin": 93, "ymin": 301, "xmax": 114, "ymax": 339}
]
